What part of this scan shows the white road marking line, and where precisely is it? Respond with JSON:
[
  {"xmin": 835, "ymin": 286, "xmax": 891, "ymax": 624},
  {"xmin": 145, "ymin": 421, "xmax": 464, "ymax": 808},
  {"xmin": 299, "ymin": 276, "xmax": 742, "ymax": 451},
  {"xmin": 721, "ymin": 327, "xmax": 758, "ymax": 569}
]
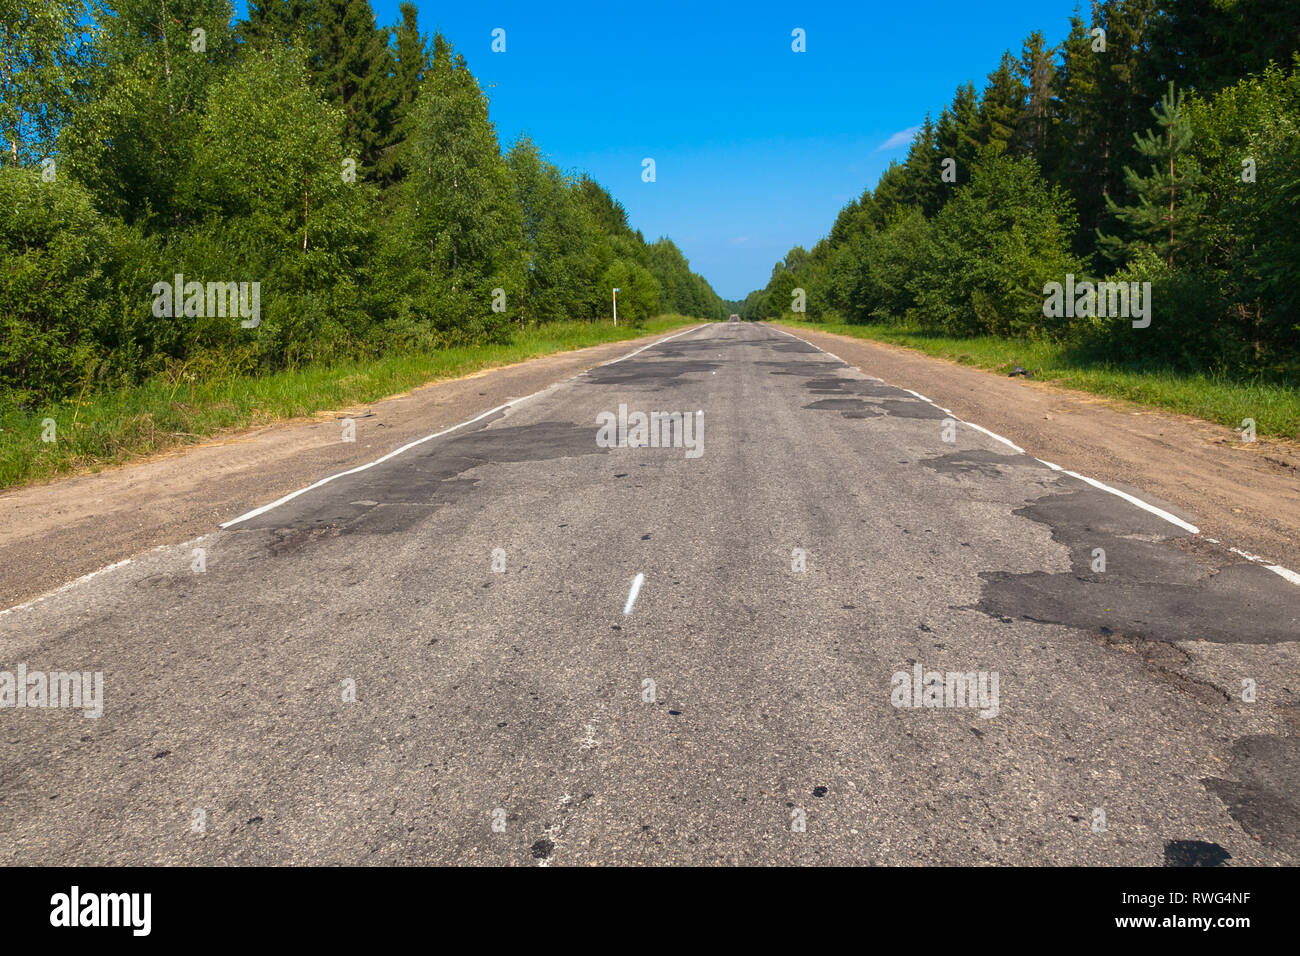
[
  {"xmin": 623, "ymin": 573, "xmax": 645, "ymax": 615},
  {"xmin": 590, "ymin": 323, "xmax": 709, "ymax": 369},
  {"xmin": 222, "ymin": 324, "xmax": 710, "ymax": 529},
  {"xmin": 1, "ymin": 559, "xmax": 132, "ymax": 618},
  {"xmin": 1058, "ymin": 469, "xmax": 1198, "ymax": 534},
  {"xmin": 963, "ymin": 421, "xmax": 1025, "ymax": 455},
  {"xmin": 1267, "ymin": 565, "xmax": 1300, "ymax": 586},
  {"xmin": 765, "ymin": 323, "xmax": 1300, "ymax": 585},
  {"xmin": 221, "ymin": 401, "xmax": 517, "ymax": 527},
  {"xmin": 1229, "ymin": 547, "xmax": 1300, "ymax": 585},
  {"xmin": 1229, "ymin": 546, "xmax": 1268, "ymax": 563},
  {"xmin": 1034, "ymin": 457, "xmax": 1195, "ymax": 530},
  {"xmin": 1031, "ymin": 458, "xmax": 1200, "ymax": 530}
]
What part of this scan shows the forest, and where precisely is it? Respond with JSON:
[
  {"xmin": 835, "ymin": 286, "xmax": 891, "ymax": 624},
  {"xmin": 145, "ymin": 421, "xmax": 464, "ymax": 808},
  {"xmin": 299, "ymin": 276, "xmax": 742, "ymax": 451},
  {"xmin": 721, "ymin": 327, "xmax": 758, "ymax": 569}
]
[
  {"xmin": 1, "ymin": 0, "xmax": 730, "ymax": 410},
  {"xmin": 740, "ymin": 0, "xmax": 1300, "ymax": 380}
]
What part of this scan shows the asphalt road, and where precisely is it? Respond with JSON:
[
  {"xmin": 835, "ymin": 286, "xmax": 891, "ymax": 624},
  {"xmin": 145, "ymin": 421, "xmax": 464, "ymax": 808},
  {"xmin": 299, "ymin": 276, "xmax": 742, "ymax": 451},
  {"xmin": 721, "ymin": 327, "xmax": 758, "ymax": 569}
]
[{"xmin": 3, "ymin": 322, "xmax": 1298, "ymax": 865}]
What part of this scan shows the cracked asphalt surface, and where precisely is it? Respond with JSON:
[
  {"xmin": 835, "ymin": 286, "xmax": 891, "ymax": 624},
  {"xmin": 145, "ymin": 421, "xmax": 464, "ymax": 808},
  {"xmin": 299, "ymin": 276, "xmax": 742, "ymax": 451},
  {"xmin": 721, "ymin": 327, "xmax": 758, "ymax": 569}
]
[{"xmin": 2, "ymin": 321, "xmax": 1298, "ymax": 865}]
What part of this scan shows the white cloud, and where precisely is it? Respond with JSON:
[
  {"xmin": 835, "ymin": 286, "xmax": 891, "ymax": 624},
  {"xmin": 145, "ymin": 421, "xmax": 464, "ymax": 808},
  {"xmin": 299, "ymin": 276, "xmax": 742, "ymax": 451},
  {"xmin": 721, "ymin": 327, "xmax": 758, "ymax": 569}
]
[{"xmin": 876, "ymin": 125, "xmax": 921, "ymax": 152}]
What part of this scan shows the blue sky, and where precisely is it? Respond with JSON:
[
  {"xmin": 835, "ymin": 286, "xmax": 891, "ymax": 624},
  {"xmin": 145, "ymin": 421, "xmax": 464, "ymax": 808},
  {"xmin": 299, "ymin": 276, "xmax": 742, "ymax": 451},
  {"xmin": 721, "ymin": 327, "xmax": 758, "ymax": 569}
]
[{"xmin": 236, "ymin": 1, "xmax": 1086, "ymax": 300}]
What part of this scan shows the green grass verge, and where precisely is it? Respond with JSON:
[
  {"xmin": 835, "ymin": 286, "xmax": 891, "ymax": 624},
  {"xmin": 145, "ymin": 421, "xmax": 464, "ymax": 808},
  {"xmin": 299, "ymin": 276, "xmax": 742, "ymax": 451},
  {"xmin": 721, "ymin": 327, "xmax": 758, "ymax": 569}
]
[
  {"xmin": 773, "ymin": 319, "xmax": 1300, "ymax": 443},
  {"xmin": 0, "ymin": 315, "xmax": 706, "ymax": 490}
]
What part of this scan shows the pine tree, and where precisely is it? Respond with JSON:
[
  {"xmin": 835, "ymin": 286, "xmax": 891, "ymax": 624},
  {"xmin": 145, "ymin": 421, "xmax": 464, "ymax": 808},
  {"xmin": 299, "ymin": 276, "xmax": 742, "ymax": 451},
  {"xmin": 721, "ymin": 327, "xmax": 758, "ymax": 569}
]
[
  {"xmin": 870, "ymin": 161, "xmax": 911, "ymax": 221},
  {"xmin": 1145, "ymin": 0, "xmax": 1300, "ymax": 97},
  {"xmin": 241, "ymin": 0, "xmax": 312, "ymax": 48},
  {"xmin": 1045, "ymin": 13, "xmax": 1108, "ymax": 251},
  {"xmin": 1098, "ymin": 82, "xmax": 1205, "ymax": 268}
]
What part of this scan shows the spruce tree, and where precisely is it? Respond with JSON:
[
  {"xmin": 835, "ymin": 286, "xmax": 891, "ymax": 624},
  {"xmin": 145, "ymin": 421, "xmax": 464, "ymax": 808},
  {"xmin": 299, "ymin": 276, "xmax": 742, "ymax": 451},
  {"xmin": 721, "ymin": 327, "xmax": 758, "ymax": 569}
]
[
  {"xmin": 901, "ymin": 115, "xmax": 943, "ymax": 216},
  {"xmin": 1013, "ymin": 31, "xmax": 1055, "ymax": 158},
  {"xmin": 935, "ymin": 82, "xmax": 980, "ymax": 184},
  {"xmin": 376, "ymin": 1, "xmax": 429, "ymax": 184},
  {"xmin": 976, "ymin": 52, "xmax": 1024, "ymax": 155},
  {"xmin": 310, "ymin": 0, "xmax": 395, "ymax": 175}
]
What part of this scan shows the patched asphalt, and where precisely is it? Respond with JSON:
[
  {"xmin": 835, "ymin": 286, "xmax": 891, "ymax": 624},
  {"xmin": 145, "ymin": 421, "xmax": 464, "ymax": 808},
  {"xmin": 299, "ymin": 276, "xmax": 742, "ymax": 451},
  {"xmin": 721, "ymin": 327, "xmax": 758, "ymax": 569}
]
[{"xmin": 1, "ymin": 321, "xmax": 1297, "ymax": 865}]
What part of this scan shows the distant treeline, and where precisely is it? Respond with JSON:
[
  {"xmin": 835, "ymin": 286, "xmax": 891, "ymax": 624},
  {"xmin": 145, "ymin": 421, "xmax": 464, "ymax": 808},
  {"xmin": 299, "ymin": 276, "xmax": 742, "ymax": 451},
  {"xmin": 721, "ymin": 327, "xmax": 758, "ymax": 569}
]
[
  {"xmin": 0, "ymin": 0, "xmax": 730, "ymax": 407},
  {"xmin": 741, "ymin": 0, "xmax": 1300, "ymax": 377}
]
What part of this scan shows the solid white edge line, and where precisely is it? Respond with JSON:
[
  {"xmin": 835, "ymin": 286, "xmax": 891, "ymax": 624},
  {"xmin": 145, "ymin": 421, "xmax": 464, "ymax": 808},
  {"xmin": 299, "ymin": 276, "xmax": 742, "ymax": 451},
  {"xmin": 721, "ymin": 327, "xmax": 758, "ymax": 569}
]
[
  {"xmin": 1229, "ymin": 546, "xmax": 1268, "ymax": 563},
  {"xmin": 218, "ymin": 400, "xmax": 515, "ymax": 528},
  {"xmin": 1059, "ymin": 469, "xmax": 1199, "ymax": 534},
  {"xmin": 1, "ymin": 532, "xmax": 216, "ymax": 617},
  {"xmin": 962, "ymin": 421, "xmax": 1025, "ymax": 455},
  {"xmin": 759, "ymin": 323, "xmax": 1300, "ymax": 579},
  {"xmin": 1267, "ymin": 565, "xmax": 1300, "ymax": 586},
  {"xmin": 0, "ymin": 559, "xmax": 132, "ymax": 618},
  {"xmin": 220, "ymin": 323, "xmax": 710, "ymax": 529}
]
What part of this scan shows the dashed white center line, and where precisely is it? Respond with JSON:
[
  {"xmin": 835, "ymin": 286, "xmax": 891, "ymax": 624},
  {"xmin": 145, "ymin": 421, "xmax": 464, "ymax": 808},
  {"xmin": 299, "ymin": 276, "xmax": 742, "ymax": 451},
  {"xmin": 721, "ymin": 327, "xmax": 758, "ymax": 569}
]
[{"xmin": 623, "ymin": 573, "xmax": 645, "ymax": 615}]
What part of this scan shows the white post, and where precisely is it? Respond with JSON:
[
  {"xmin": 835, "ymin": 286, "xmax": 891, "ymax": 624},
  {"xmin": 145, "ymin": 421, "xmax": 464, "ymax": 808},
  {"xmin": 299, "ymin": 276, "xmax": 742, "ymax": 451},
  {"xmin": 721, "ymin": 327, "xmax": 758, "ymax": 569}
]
[{"xmin": 613, "ymin": 287, "xmax": 619, "ymax": 326}]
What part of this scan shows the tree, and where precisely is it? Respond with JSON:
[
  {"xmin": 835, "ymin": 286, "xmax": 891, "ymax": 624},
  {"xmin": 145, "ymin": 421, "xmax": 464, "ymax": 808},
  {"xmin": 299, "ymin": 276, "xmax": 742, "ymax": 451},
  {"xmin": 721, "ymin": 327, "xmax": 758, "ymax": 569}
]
[
  {"xmin": 240, "ymin": 0, "xmax": 312, "ymax": 48},
  {"xmin": 377, "ymin": 0, "xmax": 430, "ymax": 183},
  {"xmin": 179, "ymin": 47, "xmax": 375, "ymax": 365},
  {"xmin": 935, "ymin": 82, "xmax": 981, "ymax": 185},
  {"xmin": 1187, "ymin": 60, "xmax": 1300, "ymax": 367},
  {"xmin": 1146, "ymin": 0, "xmax": 1300, "ymax": 96},
  {"xmin": 912, "ymin": 151, "xmax": 1084, "ymax": 337},
  {"xmin": 0, "ymin": 167, "xmax": 112, "ymax": 402},
  {"xmin": 1099, "ymin": 82, "xmax": 1206, "ymax": 268},
  {"xmin": 507, "ymin": 136, "xmax": 591, "ymax": 323},
  {"xmin": 976, "ymin": 52, "xmax": 1024, "ymax": 155},
  {"xmin": 60, "ymin": 0, "xmax": 236, "ymax": 226},
  {"xmin": 0, "ymin": 0, "xmax": 93, "ymax": 166},
  {"xmin": 602, "ymin": 260, "xmax": 659, "ymax": 326},
  {"xmin": 309, "ymin": 0, "xmax": 395, "ymax": 175},
  {"xmin": 1014, "ymin": 31, "xmax": 1056, "ymax": 158},
  {"xmin": 394, "ymin": 34, "xmax": 524, "ymax": 342},
  {"xmin": 901, "ymin": 115, "xmax": 944, "ymax": 216}
]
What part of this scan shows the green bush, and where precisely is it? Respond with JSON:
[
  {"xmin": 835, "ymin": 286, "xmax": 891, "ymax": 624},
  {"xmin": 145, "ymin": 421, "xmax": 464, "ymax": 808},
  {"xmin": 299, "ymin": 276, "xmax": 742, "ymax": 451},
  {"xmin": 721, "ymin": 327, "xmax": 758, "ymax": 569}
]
[
  {"xmin": 0, "ymin": 168, "xmax": 111, "ymax": 404},
  {"xmin": 910, "ymin": 152, "xmax": 1084, "ymax": 338}
]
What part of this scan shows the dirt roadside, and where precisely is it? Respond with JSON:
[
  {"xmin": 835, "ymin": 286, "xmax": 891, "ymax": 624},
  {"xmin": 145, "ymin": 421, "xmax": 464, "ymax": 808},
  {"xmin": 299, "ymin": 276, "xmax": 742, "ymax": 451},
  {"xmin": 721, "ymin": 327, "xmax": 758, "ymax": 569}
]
[
  {"xmin": 0, "ymin": 328, "xmax": 700, "ymax": 610},
  {"xmin": 773, "ymin": 322, "xmax": 1300, "ymax": 575}
]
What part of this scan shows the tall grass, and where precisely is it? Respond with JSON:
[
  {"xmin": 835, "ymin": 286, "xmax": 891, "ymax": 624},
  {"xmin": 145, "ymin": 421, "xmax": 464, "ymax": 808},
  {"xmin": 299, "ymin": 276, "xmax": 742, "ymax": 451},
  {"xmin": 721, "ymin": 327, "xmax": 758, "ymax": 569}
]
[
  {"xmin": 0, "ymin": 316, "xmax": 704, "ymax": 489},
  {"xmin": 775, "ymin": 319, "xmax": 1300, "ymax": 442}
]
